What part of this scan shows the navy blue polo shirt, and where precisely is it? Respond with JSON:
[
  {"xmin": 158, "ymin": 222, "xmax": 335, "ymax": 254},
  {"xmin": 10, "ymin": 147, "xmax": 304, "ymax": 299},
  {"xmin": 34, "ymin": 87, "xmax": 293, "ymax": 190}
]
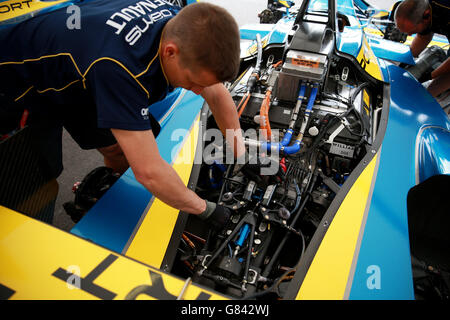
[{"xmin": 0, "ymin": 0, "xmax": 179, "ymax": 131}]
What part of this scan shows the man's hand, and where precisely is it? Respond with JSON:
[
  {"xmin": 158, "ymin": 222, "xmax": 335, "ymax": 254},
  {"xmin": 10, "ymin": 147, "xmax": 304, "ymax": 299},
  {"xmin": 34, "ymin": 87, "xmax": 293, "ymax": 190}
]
[{"xmin": 198, "ymin": 200, "xmax": 231, "ymax": 229}]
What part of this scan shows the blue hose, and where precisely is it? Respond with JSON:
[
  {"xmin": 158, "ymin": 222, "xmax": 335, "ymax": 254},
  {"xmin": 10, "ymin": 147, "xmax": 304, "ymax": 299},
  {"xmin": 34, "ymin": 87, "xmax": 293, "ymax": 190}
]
[
  {"xmin": 236, "ymin": 224, "xmax": 251, "ymax": 248},
  {"xmin": 306, "ymin": 86, "xmax": 318, "ymax": 113},
  {"xmin": 280, "ymin": 84, "xmax": 307, "ymax": 146},
  {"xmin": 261, "ymin": 85, "xmax": 318, "ymax": 155}
]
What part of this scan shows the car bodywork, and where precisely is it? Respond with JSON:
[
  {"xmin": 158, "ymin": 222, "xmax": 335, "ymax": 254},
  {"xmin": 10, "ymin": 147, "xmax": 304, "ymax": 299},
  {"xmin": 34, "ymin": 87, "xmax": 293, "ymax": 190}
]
[{"xmin": 1, "ymin": 0, "xmax": 449, "ymax": 300}]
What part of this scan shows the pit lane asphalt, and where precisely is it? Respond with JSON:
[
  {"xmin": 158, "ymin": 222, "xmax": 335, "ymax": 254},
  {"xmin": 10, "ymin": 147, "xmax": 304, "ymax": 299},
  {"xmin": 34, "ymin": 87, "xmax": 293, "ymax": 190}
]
[{"xmin": 53, "ymin": 0, "xmax": 397, "ymax": 231}]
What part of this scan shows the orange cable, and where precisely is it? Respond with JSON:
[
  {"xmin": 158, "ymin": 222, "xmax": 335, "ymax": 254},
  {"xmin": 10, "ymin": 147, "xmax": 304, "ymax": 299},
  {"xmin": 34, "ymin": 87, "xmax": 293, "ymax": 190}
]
[
  {"xmin": 237, "ymin": 92, "xmax": 251, "ymax": 118},
  {"xmin": 259, "ymin": 89, "xmax": 273, "ymax": 140},
  {"xmin": 273, "ymin": 60, "xmax": 283, "ymax": 68}
]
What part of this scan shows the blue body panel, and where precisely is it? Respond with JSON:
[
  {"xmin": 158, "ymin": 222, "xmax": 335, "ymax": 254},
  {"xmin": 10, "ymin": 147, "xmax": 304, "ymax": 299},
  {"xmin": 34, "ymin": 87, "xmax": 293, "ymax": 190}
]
[
  {"xmin": 367, "ymin": 37, "xmax": 416, "ymax": 65},
  {"xmin": 336, "ymin": 26, "xmax": 364, "ymax": 58},
  {"xmin": 335, "ymin": 0, "xmax": 360, "ymax": 16},
  {"xmin": 71, "ymin": 89, "xmax": 204, "ymax": 253},
  {"xmin": 417, "ymin": 126, "xmax": 450, "ymax": 183},
  {"xmin": 352, "ymin": 0, "xmax": 369, "ymax": 11},
  {"xmin": 240, "ymin": 19, "xmax": 291, "ymax": 44},
  {"xmin": 348, "ymin": 64, "xmax": 450, "ymax": 299},
  {"xmin": 240, "ymin": 24, "xmax": 273, "ymax": 40}
]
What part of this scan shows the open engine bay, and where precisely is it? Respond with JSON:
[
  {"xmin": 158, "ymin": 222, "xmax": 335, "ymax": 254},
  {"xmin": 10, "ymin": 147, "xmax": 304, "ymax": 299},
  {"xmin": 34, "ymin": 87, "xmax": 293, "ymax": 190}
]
[{"xmin": 171, "ymin": 16, "xmax": 388, "ymax": 300}]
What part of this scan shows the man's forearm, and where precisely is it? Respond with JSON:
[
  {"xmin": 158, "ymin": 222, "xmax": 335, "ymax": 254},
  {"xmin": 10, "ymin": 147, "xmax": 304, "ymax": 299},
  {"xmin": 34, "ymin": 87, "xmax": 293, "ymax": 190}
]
[
  {"xmin": 111, "ymin": 128, "xmax": 206, "ymax": 215},
  {"xmin": 431, "ymin": 57, "xmax": 450, "ymax": 79},
  {"xmin": 137, "ymin": 159, "xmax": 206, "ymax": 214},
  {"xmin": 202, "ymin": 84, "xmax": 246, "ymax": 158},
  {"xmin": 410, "ymin": 32, "xmax": 433, "ymax": 57}
]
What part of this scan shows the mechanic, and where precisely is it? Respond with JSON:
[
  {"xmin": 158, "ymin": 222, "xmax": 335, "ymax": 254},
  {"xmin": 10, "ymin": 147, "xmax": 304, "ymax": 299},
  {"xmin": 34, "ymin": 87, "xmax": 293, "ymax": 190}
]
[
  {"xmin": 0, "ymin": 0, "xmax": 245, "ymax": 227},
  {"xmin": 394, "ymin": 0, "xmax": 450, "ymax": 98}
]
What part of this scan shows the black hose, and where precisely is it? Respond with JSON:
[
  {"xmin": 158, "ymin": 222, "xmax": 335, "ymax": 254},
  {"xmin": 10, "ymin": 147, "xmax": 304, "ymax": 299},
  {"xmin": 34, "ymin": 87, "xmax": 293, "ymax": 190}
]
[{"xmin": 345, "ymin": 82, "xmax": 370, "ymax": 136}]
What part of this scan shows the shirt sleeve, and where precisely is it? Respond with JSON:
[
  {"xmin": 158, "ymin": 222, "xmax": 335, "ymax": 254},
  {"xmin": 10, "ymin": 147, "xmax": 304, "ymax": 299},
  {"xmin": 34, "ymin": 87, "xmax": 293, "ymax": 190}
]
[{"xmin": 86, "ymin": 59, "xmax": 153, "ymax": 131}]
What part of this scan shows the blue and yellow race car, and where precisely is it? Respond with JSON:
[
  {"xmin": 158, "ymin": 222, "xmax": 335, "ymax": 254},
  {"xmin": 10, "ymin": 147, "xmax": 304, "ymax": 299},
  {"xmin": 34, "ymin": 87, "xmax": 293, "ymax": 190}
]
[{"xmin": 0, "ymin": 0, "xmax": 449, "ymax": 301}]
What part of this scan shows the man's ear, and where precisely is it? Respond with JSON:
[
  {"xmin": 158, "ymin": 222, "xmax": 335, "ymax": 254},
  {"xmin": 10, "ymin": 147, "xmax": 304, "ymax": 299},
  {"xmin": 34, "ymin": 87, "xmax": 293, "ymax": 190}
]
[
  {"xmin": 161, "ymin": 41, "xmax": 179, "ymax": 59},
  {"xmin": 422, "ymin": 9, "xmax": 431, "ymax": 22}
]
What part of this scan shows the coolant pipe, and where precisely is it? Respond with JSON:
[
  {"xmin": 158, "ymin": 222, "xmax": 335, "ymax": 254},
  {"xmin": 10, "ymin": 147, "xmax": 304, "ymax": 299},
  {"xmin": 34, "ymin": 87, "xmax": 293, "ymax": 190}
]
[
  {"xmin": 280, "ymin": 83, "xmax": 307, "ymax": 146},
  {"xmin": 261, "ymin": 85, "xmax": 318, "ymax": 155},
  {"xmin": 281, "ymin": 85, "xmax": 318, "ymax": 154}
]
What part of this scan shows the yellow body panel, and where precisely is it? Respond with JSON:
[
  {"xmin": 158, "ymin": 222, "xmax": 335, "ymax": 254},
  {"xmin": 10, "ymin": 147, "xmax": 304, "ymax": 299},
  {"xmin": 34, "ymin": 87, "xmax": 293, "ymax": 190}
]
[
  {"xmin": 297, "ymin": 154, "xmax": 378, "ymax": 300},
  {"xmin": 0, "ymin": 205, "xmax": 227, "ymax": 300},
  {"xmin": 356, "ymin": 35, "xmax": 383, "ymax": 81},
  {"xmin": 0, "ymin": 0, "xmax": 69, "ymax": 22}
]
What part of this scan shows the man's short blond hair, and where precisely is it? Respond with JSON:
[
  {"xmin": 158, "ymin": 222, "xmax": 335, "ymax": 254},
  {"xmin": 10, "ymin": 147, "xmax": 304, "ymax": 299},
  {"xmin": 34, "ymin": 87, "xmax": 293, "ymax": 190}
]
[{"xmin": 163, "ymin": 3, "xmax": 241, "ymax": 82}]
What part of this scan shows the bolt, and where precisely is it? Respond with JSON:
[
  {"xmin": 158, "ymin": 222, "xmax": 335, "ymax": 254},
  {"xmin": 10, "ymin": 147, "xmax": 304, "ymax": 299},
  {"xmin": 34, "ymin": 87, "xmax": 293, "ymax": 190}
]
[
  {"xmin": 231, "ymin": 215, "xmax": 240, "ymax": 223},
  {"xmin": 222, "ymin": 192, "xmax": 233, "ymax": 202},
  {"xmin": 258, "ymin": 222, "xmax": 267, "ymax": 232}
]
